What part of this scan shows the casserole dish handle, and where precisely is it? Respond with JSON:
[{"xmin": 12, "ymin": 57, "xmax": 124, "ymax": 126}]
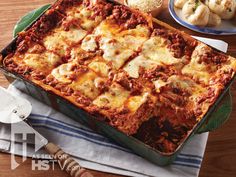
[{"xmin": 13, "ymin": 4, "xmax": 51, "ymax": 37}]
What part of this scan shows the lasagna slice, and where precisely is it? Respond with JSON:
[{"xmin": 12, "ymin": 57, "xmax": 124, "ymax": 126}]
[
  {"xmin": 182, "ymin": 43, "xmax": 236, "ymax": 86},
  {"xmin": 92, "ymin": 82, "xmax": 156, "ymax": 135}
]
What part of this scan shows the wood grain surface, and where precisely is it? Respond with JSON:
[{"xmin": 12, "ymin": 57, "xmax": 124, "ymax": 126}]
[{"xmin": 0, "ymin": 0, "xmax": 236, "ymax": 177}]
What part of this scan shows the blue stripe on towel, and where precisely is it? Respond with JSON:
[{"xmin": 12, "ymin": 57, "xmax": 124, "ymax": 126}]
[
  {"xmin": 30, "ymin": 114, "xmax": 101, "ymax": 134},
  {"xmin": 172, "ymin": 162, "xmax": 200, "ymax": 169},
  {"xmin": 30, "ymin": 118, "xmax": 116, "ymax": 145},
  {"xmin": 175, "ymin": 157, "xmax": 202, "ymax": 165},
  {"xmin": 178, "ymin": 153, "xmax": 203, "ymax": 160},
  {"xmin": 32, "ymin": 124, "xmax": 132, "ymax": 153},
  {"xmin": 29, "ymin": 114, "xmax": 203, "ymax": 168}
]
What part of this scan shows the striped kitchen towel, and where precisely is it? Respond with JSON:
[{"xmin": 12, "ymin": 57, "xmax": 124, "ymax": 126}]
[{"xmin": 0, "ymin": 37, "xmax": 228, "ymax": 177}]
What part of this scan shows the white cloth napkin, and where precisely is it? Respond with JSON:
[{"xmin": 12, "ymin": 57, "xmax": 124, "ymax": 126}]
[{"xmin": 0, "ymin": 37, "xmax": 228, "ymax": 177}]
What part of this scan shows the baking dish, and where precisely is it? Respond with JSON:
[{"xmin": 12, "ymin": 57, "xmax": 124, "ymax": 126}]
[{"xmin": 0, "ymin": 0, "xmax": 234, "ymax": 165}]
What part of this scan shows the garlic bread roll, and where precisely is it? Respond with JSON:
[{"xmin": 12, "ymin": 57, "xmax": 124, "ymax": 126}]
[
  {"xmin": 182, "ymin": 0, "xmax": 210, "ymax": 26},
  {"xmin": 208, "ymin": 12, "xmax": 221, "ymax": 26},
  {"xmin": 208, "ymin": 0, "xmax": 236, "ymax": 20},
  {"xmin": 174, "ymin": 0, "xmax": 188, "ymax": 9},
  {"xmin": 125, "ymin": 0, "xmax": 163, "ymax": 17},
  {"xmin": 204, "ymin": 0, "xmax": 209, "ymax": 6}
]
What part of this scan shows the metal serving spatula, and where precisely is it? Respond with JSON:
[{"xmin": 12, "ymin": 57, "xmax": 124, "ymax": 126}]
[{"xmin": 0, "ymin": 87, "xmax": 94, "ymax": 177}]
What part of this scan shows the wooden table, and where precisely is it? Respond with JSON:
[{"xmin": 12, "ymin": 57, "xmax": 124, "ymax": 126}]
[{"xmin": 0, "ymin": 1, "xmax": 236, "ymax": 177}]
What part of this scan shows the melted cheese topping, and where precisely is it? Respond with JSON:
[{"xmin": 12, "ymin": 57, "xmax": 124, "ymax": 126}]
[
  {"xmin": 182, "ymin": 59, "xmax": 211, "ymax": 84},
  {"xmin": 44, "ymin": 34, "xmax": 68, "ymax": 56},
  {"xmin": 24, "ymin": 52, "xmax": 60, "ymax": 70},
  {"xmin": 216, "ymin": 57, "xmax": 236, "ymax": 78},
  {"xmin": 153, "ymin": 75, "xmax": 205, "ymax": 95},
  {"xmin": 93, "ymin": 83, "xmax": 130, "ymax": 108},
  {"xmin": 58, "ymin": 27, "xmax": 87, "ymax": 44},
  {"xmin": 88, "ymin": 61, "xmax": 110, "ymax": 77},
  {"xmin": 124, "ymin": 55, "xmax": 157, "ymax": 78},
  {"xmin": 82, "ymin": 22, "xmax": 150, "ymax": 69},
  {"xmin": 66, "ymin": 6, "xmax": 102, "ymax": 31},
  {"xmin": 71, "ymin": 71, "xmax": 100, "ymax": 99},
  {"xmin": 141, "ymin": 36, "xmax": 184, "ymax": 65},
  {"xmin": 153, "ymin": 79, "xmax": 168, "ymax": 93},
  {"xmin": 81, "ymin": 35, "xmax": 98, "ymax": 52},
  {"xmin": 228, "ymin": 56, "xmax": 236, "ymax": 70},
  {"xmin": 126, "ymin": 92, "xmax": 149, "ymax": 112},
  {"xmin": 44, "ymin": 27, "xmax": 87, "ymax": 56},
  {"xmin": 70, "ymin": 47, "xmax": 88, "ymax": 61},
  {"xmin": 182, "ymin": 44, "xmax": 216, "ymax": 84},
  {"xmin": 51, "ymin": 63, "xmax": 75, "ymax": 84},
  {"xmin": 167, "ymin": 75, "xmax": 207, "ymax": 103},
  {"xmin": 94, "ymin": 23, "xmax": 150, "ymax": 51},
  {"xmin": 94, "ymin": 20, "xmax": 121, "ymax": 37},
  {"xmin": 100, "ymin": 38, "xmax": 134, "ymax": 69},
  {"xmin": 168, "ymin": 75, "xmax": 198, "ymax": 92},
  {"xmin": 94, "ymin": 77, "xmax": 107, "ymax": 88},
  {"xmin": 119, "ymin": 25, "xmax": 150, "ymax": 51}
]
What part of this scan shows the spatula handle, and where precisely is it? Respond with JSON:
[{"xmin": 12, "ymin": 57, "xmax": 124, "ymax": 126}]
[{"xmin": 45, "ymin": 142, "xmax": 94, "ymax": 177}]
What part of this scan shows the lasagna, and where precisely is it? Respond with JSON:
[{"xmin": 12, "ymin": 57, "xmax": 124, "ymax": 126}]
[{"xmin": 2, "ymin": 0, "xmax": 236, "ymax": 153}]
